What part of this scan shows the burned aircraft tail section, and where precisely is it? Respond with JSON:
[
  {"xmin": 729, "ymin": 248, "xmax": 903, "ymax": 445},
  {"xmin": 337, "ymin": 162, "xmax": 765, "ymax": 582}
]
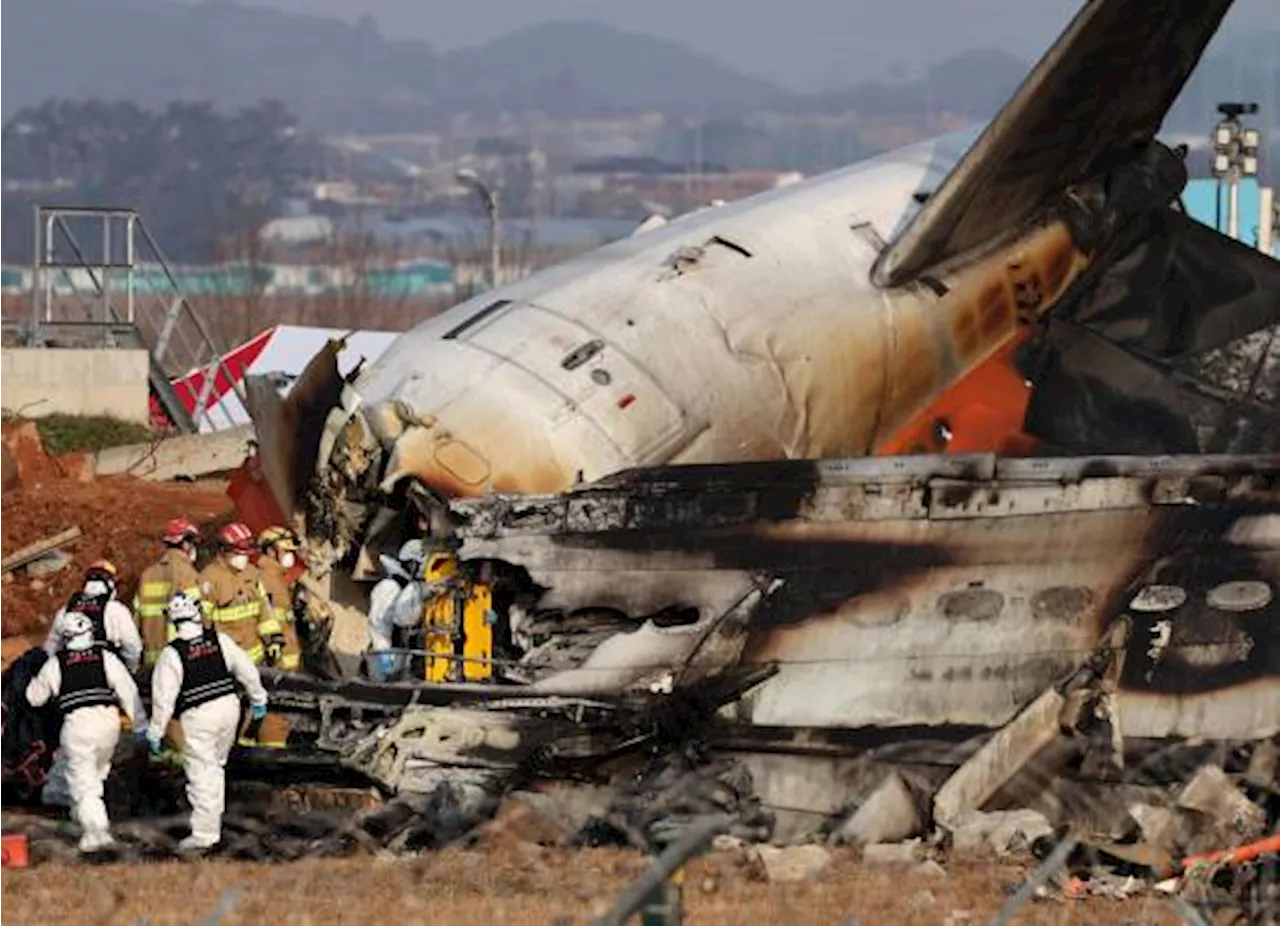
[
  {"xmin": 873, "ymin": 0, "xmax": 1234, "ymax": 287},
  {"xmin": 1023, "ymin": 211, "xmax": 1280, "ymax": 455}
]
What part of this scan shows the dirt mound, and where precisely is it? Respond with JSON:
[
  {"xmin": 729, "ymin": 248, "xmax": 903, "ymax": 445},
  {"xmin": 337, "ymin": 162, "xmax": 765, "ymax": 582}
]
[
  {"xmin": 1, "ymin": 477, "xmax": 232, "ymax": 637},
  {"xmin": 1, "ymin": 420, "xmax": 94, "ymax": 491}
]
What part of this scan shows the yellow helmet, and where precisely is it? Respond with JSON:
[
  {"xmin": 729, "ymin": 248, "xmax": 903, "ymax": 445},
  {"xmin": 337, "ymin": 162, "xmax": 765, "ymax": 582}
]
[
  {"xmin": 423, "ymin": 551, "xmax": 459, "ymax": 583},
  {"xmin": 257, "ymin": 525, "xmax": 300, "ymax": 553}
]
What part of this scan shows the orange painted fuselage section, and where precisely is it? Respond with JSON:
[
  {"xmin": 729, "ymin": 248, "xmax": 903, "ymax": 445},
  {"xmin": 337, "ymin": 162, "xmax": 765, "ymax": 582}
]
[{"xmin": 876, "ymin": 334, "xmax": 1040, "ymax": 457}]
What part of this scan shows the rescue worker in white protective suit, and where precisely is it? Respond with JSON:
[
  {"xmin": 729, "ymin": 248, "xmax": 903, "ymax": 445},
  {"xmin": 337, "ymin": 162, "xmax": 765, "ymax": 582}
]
[
  {"xmin": 39, "ymin": 561, "xmax": 144, "ymax": 809},
  {"xmin": 42, "ymin": 560, "xmax": 143, "ymax": 671},
  {"xmin": 365, "ymin": 539, "xmax": 428, "ymax": 681},
  {"xmin": 25, "ymin": 610, "xmax": 148, "ymax": 853},
  {"xmin": 146, "ymin": 592, "xmax": 268, "ymax": 851}
]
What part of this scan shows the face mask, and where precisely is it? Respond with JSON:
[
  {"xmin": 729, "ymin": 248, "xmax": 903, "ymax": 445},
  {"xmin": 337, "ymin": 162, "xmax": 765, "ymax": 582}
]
[
  {"xmin": 228, "ymin": 553, "xmax": 250, "ymax": 572},
  {"xmin": 175, "ymin": 620, "xmax": 203, "ymax": 641},
  {"xmin": 279, "ymin": 552, "xmax": 296, "ymax": 570},
  {"xmin": 186, "ymin": 546, "xmax": 198, "ymax": 563}
]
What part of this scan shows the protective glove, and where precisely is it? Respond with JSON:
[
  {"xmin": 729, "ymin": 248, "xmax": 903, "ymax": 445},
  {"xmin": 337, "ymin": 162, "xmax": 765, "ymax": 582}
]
[
  {"xmin": 370, "ymin": 652, "xmax": 397, "ymax": 682},
  {"xmin": 250, "ymin": 703, "xmax": 267, "ymax": 721},
  {"xmin": 146, "ymin": 733, "xmax": 164, "ymax": 759}
]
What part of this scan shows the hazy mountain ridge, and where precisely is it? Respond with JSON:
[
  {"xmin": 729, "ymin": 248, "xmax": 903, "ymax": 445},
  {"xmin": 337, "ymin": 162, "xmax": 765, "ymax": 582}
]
[
  {"xmin": 1, "ymin": 0, "xmax": 1041, "ymax": 129},
  {"xmin": 434, "ymin": 20, "xmax": 788, "ymax": 114},
  {"xmin": 3, "ymin": 0, "xmax": 1275, "ymax": 136}
]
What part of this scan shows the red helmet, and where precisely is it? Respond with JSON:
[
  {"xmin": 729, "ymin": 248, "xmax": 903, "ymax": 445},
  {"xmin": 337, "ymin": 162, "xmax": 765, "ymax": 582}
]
[
  {"xmin": 216, "ymin": 522, "xmax": 256, "ymax": 554},
  {"xmin": 161, "ymin": 517, "xmax": 200, "ymax": 546}
]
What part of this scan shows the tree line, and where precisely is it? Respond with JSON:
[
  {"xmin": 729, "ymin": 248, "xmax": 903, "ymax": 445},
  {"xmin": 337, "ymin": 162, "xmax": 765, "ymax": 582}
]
[{"xmin": 1, "ymin": 99, "xmax": 320, "ymax": 262}]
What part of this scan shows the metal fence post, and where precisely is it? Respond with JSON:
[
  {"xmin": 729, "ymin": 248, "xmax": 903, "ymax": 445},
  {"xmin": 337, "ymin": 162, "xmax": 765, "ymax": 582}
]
[{"xmin": 594, "ymin": 815, "xmax": 732, "ymax": 926}]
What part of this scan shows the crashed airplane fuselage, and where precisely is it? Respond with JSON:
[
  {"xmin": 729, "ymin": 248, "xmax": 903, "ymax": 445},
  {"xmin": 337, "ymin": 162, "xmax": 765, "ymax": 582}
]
[
  {"xmin": 449, "ymin": 453, "xmax": 1280, "ymax": 743},
  {"xmin": 253, "ymin": 0, "xmax": 1280, "ymax": 560},
  {"xmin": 239, "ymin": 0, "xmax": 1280, "ymax": 751}
]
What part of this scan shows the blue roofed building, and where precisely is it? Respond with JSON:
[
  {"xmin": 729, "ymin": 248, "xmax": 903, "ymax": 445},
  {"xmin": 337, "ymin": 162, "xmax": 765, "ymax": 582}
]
[{"xmin": 1181, "ymin": 176, "xmax": 1277, "ymax": 257}]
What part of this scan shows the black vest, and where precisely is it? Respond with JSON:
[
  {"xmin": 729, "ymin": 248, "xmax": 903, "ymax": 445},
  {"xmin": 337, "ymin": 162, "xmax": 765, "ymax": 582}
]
[
  {"xmin": 173, "ymin": 631, "xmax": 237, "ymax": 716},
  {"xmin": 56, "ymin": 647, "xmax": 117, "ymax": 714}
]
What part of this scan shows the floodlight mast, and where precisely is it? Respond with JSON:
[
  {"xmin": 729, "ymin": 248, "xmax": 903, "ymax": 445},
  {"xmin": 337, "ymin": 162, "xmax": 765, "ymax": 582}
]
[{"xmin": 1212, "ymin": 102, "xmax": 1260, "ymax": 241}]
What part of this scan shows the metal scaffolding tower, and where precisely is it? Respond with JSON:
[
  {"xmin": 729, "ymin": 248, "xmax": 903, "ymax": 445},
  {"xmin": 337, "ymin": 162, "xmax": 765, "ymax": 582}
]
[{"xmin": 20, "ymin": 205, "xmax": 246, "ymax": 433}]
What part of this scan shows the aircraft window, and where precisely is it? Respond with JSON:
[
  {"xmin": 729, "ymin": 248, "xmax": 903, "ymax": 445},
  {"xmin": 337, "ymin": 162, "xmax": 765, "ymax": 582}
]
[
  {"xmin": 590, "ymin": 368, "xmax": 612, "ymax": 386},
  {"xmin": 937, "ymin": 586, "xmax": 1004, "ymax": 622},
  {"xmin": 561, "ymin": 339, "xmax": 604, "ymax": 371},
  {"xmin": 1129, "ymin": 584, "xmax": 1187, "ymax": 612},
  {"xmin": 1206, "ymin": 580, "xmax": 1272, "ymax": 612},
  {"xmin": 1031, "ymin": 586, "xmax": 1095, "ymax": 622}
]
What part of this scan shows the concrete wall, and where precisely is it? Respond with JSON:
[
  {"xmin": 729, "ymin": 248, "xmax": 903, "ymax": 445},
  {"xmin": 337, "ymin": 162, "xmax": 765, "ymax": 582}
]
[
  {"xmin": 1, "ymin": 348, "xmax": 151, "ymax": 424},
  {"xmin": 95, "ymin": 424, "xmax": 253, "ymax": 480}
]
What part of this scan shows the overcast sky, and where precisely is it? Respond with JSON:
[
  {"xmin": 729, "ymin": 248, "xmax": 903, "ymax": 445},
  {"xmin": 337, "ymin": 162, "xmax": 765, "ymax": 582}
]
[{"xmin": 233, "ymin": 0, "xmax": 1278, "ymax": 91}]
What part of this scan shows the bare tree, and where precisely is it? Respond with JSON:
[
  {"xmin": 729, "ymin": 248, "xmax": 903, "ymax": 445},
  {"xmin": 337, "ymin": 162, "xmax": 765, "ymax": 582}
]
[
  {"xmin": 214, "ymin": 197, "xmax": 272, "ymax": 344},
  {"xmin": 303, "ymin": 208, "xmax": 454, "ymax": 331}
]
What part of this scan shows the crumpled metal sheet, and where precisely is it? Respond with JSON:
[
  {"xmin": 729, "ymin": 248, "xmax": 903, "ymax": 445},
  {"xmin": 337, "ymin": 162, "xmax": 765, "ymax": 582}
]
[{"xmin": 245, "ymin": 337, "xmax": 348, "ymax": 520}]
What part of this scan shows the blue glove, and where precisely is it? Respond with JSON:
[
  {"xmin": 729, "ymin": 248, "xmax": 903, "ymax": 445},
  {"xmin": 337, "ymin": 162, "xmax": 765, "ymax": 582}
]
[
  {"xmin": 250, "ymin": 703, "xmax": 267, "ymax": 721},
  {"xmin": 485, "ymin": 608, "xmax": 499, "ymax": 626},
  {"xmin": 370, "ymin": 652, "xmax": 396, "ymax": 683},
  {"xmin": 146, "ymin": 733, "xmax": 164, "ymax": 758}
]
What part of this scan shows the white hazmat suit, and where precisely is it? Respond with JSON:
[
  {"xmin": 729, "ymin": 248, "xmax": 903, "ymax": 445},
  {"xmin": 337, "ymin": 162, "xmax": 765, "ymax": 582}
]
[
  {"xmin": 42, "ymin": 598, "xmax": 143, "ymax": 672},
  {"xmin": 26, "ymin": 618, "xmax": 148, "ymax": 853},
  {"xmin": 366, "ymin": 541, "xmax": 427, "ymax": 680},
  {"xmin": 147, "ymin": 616, "xmax": 267, "ymax": 850},
  {"xmin": 39, "ymin": 590, "xmax": 144, "ymax": 809}
]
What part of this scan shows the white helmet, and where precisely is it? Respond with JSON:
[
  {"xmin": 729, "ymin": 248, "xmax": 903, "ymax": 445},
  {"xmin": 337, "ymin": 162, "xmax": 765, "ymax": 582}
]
[
  {"xmin": 166, "ymin": 592, "xmax": 202, "ymax": 626},
  {"xmin": 378, "ymin": 539, "xmax": 427, "ymax": 581},
  {"xmin": 56, "ymin": 610, "xmax": 95, "ymax": 650},
  {"xmin": 82, "ymin": 579, "xmax": 113, "ymax": 600}
]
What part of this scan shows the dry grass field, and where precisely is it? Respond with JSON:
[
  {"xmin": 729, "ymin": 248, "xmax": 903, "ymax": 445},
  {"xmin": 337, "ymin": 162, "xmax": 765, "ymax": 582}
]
[{"xmin": 2, "ymin": 847, "xmax": 1185, "ymax": 926}]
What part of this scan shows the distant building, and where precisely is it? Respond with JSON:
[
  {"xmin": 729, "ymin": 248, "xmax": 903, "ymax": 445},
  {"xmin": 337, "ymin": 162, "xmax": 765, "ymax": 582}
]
[
  {"xmin": 554, "ymin": 167, "xmax": 805, "ymax": 216},
  {"xmin": 259, "ymin": 215, "xmax": 334, "ymax": 245},
  {"xmin": 1182, "ymin": 177, "xmax": 1277, "ymax": 256}
]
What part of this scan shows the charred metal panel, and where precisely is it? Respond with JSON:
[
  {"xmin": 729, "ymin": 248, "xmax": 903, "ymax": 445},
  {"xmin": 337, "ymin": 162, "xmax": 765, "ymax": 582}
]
[
  {"xmin": 451, "ymin": 454, "xmax": 1280, "ymax": 740},
  {"xmin": 245, "ymin": 338, "xmax": 348, "ymax": 520}
]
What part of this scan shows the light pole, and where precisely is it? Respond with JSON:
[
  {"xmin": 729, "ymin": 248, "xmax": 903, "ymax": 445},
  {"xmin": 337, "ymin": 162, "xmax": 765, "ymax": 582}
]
[
  {"xmin": 456, "ymin": 168, "xmax": 500, "ymax": 291},
  {"xmin": 1211, "ymin": 102, "xmax": 1260, "ymax": 242}
]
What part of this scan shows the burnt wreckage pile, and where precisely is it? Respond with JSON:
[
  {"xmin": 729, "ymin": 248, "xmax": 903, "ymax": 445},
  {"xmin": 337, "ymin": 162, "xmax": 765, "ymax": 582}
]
[{"xmin": 6, "ymin": 456, "xmax": 1278, "ymax": 921}]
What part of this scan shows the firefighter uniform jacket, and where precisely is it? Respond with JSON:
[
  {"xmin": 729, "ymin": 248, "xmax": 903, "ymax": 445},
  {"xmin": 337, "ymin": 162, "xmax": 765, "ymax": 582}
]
[
  {"xmin": 257, "ymin": 558, "xmax": 302, "ymax": 671},
  {"xmin": 198, "ymin": 560, "xmax": 278, "ymax": 665},
  {"xmin": 134, "ymin": 550, "xmax": 204, "ymax": 667}
]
